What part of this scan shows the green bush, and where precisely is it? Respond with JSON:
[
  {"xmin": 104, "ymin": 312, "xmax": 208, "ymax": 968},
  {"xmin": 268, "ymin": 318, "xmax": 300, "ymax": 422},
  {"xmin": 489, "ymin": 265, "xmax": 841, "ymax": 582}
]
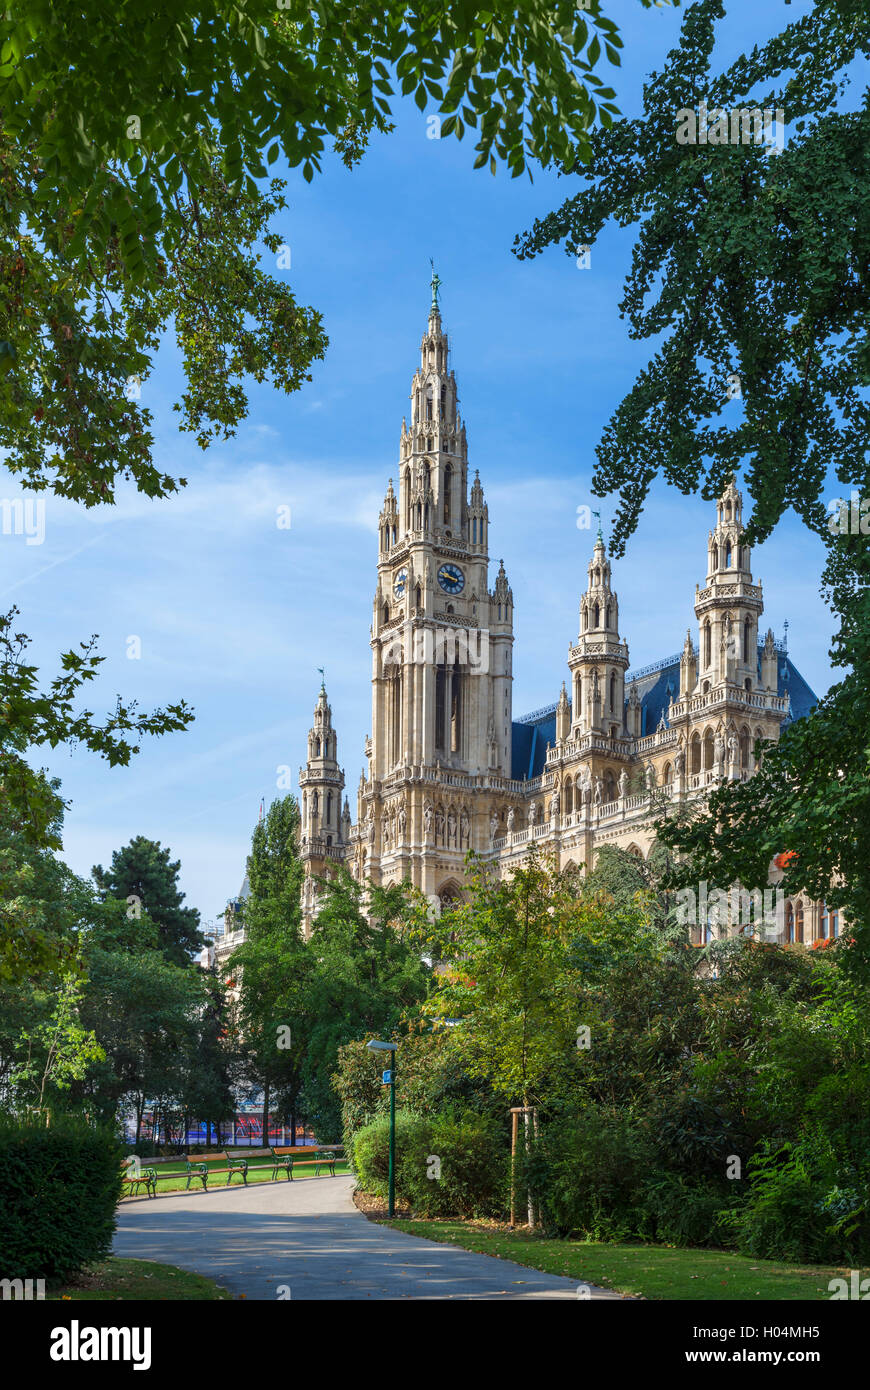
[
  {"xmin": 352, "ymin": 1109, "xmax": 509, "ymax": 1219},
  {"xmin": 524, "ymin": 1108, "xmax": 656, "ymax": 1239},
  {"xmin": 0, "ymin": 1114, "xmax": 124, "ymax": 1282},
  {"xmin": 732, "ymin": 1136, "xmax": 870, "ymax": 1264},
  {"xmin": 635, "ymin": 1172, "xmax": 740, "ymax": 1248}
]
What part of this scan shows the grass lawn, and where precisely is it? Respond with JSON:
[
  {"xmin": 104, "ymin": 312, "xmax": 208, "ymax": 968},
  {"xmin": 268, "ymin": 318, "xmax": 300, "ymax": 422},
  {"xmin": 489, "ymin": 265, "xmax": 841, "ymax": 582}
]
[
  {"xmin": 47, "ymin": 1258, "xmax": 232, "ymax": 1301},
  {"xmin": 384, "ymin": 1219, "xmax": 858, "ymax": 1301},
  {"xmin": 121, "ymin": 1157, "xmax": 350, "ymax": 1198}
]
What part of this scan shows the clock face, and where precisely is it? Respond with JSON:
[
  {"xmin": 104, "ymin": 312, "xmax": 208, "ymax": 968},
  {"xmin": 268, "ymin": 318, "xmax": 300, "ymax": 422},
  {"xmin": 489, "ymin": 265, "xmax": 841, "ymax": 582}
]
[
  {"xmin": 393, "ymin": 568, "xmax": 408, "ymax": 598},
  {"xmin": 437, "ymin": 562, "xmax": 465, "ymax": 595}
]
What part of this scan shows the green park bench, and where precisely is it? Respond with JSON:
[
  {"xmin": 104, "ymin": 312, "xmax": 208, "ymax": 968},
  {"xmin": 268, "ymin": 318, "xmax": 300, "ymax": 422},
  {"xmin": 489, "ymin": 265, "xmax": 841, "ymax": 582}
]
[
  {"xmin": 185, "ymin": 1150, "xmax": 248, "ymax": 1190},
  {"xmin": 270, "ymin": 1146, "xmax": 339, "ymax": 1180},
  {"xmin": 121, "ymin": 1159, "xmax": 157, "ymax": 1198}
]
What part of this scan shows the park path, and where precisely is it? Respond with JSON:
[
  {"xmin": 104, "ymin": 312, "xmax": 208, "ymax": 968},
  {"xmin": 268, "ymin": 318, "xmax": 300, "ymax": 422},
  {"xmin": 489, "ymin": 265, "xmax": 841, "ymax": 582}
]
[{"xmin": 112, "ymin": 1174, "xmax": 623, "ymax": 1301}]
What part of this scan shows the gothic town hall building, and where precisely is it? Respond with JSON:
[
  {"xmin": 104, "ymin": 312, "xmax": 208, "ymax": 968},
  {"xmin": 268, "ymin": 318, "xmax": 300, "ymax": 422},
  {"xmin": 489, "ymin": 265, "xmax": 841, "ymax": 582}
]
[{"xmin": 295, "ymin": 292, "xmax": 825, "ymax": 946}]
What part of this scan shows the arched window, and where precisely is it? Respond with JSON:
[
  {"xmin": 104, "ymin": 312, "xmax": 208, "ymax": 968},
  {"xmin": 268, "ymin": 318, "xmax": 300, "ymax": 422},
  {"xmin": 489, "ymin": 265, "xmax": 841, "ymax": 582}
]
[
  {"xmin": 582, "ymin": 605, "xmax": 588, "ymax": 631},
  {"xmin": 704, "ymin": 621, "xmax": 711, "ymax": 668},
  {"xmin": 820, "ymin": 904, "xmax": 829, "ymax": 939},
  {"xmin": 691, "ymin": 732, "xmax": 702, "ymax": 774},
  {"xmin": 725, "ymin": 540, "xmax": 732, "ymax": 567},
  {"xmin": 312, "ymin": 790, "xmax": 319, "ymax": 816},
  {"xmin": 711, "ymin": 543, "xmax": 718, "ymax": 570},
  {"xmin": 609, "ymin": 671, "xmax": 616, "ymax": 711},
  {"xmin": 326, "ymin": 791, "xmax": 332, "ymax": 825},
  {"xmin": 795, "ymin": 901, "xmax": 804, "ymax": 943},
  {"xmin": 785, "ymin": 901, "xmax": 794, "ymax": 942},
  {"xmin": 425, "ymin": 387, "xmax": 433, "ymax": 421},
  {"xmin": 605, "ymin": 770, "xmax": 616, "ymax": 802},
  {"xmin": 443, "ymin": 464, "xmax": 452, "ymax": 522},
  {"xmin": 314, "ymin": 737, "xmax": 321, "ymax": 757},
  {"xmin": 415, "ymin": 583, "xmax": 422, "ymax": 609},
  {"xmin": 593, "ymin": 602, "xmax": 600, "ymax": 627},
  {"xmin": 472, "ymin": 517, "xmax": 477, "ymax": 543},
  {"xmin": 605, "ymin": 604, "xmax": 611, "ymax": 629},
  {"xmin": 663, "ymin": 761, "xmax": 672, "ymax": 785},
  {"xmin": 565, "ymin": 780, "xmax": 573, "ymax": 814},
  {"xmin": 740, "ymin": 726, "xmax": 751, "ymax": 769},
  {"xmin": 404, "ymin": 468, "xmax": 411, "ymax": 529},
  {"xmin": 440, "ymin": 384, "xmax": 446, "ymax": 416},
  {"xmin": 703, "ymin": 729, "xmax": 714, "ymax": 771},
  {"xmin": 383, "ymin": 602, "xmax": 390, "ymax": 624}
]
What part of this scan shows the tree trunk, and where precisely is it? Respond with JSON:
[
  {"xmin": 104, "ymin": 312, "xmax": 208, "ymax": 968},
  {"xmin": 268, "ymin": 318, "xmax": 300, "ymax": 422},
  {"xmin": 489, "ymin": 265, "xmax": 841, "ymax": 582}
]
[
  {"xmin": 262, "ymin": 1078, "xmax": 270, "ymax": 1153},
  {"xmin": 289, "ymin": 1110, "xmax": 296, "ymax": 1147}
]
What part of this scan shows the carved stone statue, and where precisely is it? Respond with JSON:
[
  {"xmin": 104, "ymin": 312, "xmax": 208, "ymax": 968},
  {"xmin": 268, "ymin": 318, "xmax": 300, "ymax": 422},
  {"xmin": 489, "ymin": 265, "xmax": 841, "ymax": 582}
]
[
  {"xmin": 368, "ymin": 814, "xmax": 375, "ymax": 843},
  {"xmin": 506, "ymin": 806, "xmax": 515, "ymax": 833},
  {"xmin": 436, "ymin": 807, "xmax": 445, "ymax": 842},
  {"xmin": 619, "ymin": 769, "xmax": 629, "ymax": 799},
  {"xmin": 593, "ymin": 776, "xmax": 603, "ymax": 806},
  {"xmin": 381, "ymin": 814, "xmax": 391, "ymax": 849},
  {"xmin": 714, "ymin": 729, "xmax": 725, "ymax": 774},
  {"xmin": 423, "ymin": 802, "xmax": 433, "ymax": 838},
  {"xmin": 490, "ymin": 811, "xmax": 499, "ymax": 843},
  {"xmin": 550, "ymin": 788, "xmax": 561, "ymax": 818},
  {"xmin": 447, "ymin": 808, "xmax": 457, "ymax": 846},
  {"xmin": 529, "ymin": 801, "xmax": 538, "ymax": 827},
  {"xmin": 397, "ymin": 803, "xmax": 406, "ymax": 836},
  {"xmin": 674, "ymin": 745, "xmax": 685, "ymax": 775},
  {"xmin": 460, "ymin": 807, "xmax": 470, "ymax": 848},
  {"xmin": 645, "ymin": 763, "xmax": 656, "ymax": 792}
]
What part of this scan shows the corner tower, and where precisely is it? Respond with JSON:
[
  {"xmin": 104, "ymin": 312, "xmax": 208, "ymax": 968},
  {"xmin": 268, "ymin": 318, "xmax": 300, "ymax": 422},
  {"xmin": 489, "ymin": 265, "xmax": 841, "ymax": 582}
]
[
  {"xmin": 567, "ymin": 531, "xmax": 630, "ymax": 739},
  {"xmin": 694, "ymin": 482, "xmax": 764, "ymax": 693},
  {"xmin": 299, "ymin": 682, "xmax": 347, "ymax": 934}
]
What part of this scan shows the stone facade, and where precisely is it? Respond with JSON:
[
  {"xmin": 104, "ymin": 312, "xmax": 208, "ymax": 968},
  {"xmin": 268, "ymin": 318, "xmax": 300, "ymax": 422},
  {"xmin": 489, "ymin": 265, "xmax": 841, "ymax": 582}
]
[{"xmin": 297, "ymin": 294, "xmax": 834, "ymax": 948}]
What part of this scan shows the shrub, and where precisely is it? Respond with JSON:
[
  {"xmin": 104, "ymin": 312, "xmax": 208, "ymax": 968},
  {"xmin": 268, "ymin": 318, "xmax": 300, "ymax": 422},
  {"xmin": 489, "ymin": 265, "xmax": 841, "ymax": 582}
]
[
  {"xmin": 352, "ymin": 1108, "xmax": 510, "ymax": 1219},
  {"xmin": 635, "ymin": 1172, "xmax": 740, "ymax": 1248},
  {"xmin": 0, "ymin": 1114, "xmax": 124, "ymax": 1283},
  {"xmin": 524, "ymin": 1107, "xmax": 656, "ymax": 1240},
  {"xmin": 352, "ymin": 1110, "xmax": 432, "ymax": 1201},
  {"xmin": 402, "ymin": 1111, "xmax": 509, "ymax": 1219},
  {"xmin": 733, "ymin": 1136, "xmax": 870, "ymax": 1264}
]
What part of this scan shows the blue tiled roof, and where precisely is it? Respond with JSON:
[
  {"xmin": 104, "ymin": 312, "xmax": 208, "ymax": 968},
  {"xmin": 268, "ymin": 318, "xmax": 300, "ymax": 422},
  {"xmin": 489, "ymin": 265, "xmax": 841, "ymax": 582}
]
[{"xmin": 510, "ymin": 646, "xmax": 818, "ymax": 780}]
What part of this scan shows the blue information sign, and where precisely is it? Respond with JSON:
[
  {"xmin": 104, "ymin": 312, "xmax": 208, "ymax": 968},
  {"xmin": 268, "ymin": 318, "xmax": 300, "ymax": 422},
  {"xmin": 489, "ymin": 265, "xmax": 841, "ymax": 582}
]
[{"xmin": 382, "ymin": 1070, "xmax": 393, "ymax": 1084}]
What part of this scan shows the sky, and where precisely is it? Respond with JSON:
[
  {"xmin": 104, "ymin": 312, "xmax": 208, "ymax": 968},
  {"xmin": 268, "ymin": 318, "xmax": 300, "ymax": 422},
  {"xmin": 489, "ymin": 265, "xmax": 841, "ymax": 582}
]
[{"xmin": 0, "ymin": 0, "xmax": 839, "ymax": 931}]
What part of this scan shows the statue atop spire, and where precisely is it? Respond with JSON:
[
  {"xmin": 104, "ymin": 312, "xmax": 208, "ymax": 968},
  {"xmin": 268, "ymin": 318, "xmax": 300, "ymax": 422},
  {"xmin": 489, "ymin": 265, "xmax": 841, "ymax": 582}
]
[{"xmin": 429, "ymin": 258, "xmax": 442, "ymax": 310}]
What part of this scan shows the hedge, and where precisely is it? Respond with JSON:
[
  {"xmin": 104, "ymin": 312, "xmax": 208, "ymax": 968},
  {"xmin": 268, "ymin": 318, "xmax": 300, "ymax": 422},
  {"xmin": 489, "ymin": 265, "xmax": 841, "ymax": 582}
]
[{"xmin": 0, "ymin": 1114, "xmax": 124, "ymax": 1282}]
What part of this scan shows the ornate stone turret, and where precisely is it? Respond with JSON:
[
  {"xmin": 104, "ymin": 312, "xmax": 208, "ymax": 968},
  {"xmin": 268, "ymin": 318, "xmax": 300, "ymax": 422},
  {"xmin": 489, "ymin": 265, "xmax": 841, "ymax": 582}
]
[
  {"xmin": 299, "ymin": 681, "xmax": 346, "ymax": 935},
  {"xmin": 694, "ymin": 481, "xmax": 763, "ymax": 693},
  {"xmin": 556, "ymin": 681, "xmax": 570, "ymax": 742},
  {"xmin": 567, "ymin": 532, "xmax": 630, "ymax": 739},
  {"xmin": 761, "ymin": 627, "xmax": 778, "ymax": 691},
  {"xmin": 679, "ymin": 628, "xmax": 697, "ymax": 698}
]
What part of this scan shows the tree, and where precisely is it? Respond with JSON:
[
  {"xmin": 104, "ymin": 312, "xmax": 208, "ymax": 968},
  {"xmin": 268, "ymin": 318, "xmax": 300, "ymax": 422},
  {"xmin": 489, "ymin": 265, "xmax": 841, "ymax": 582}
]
[
  {"xmin": 92, "ymin": 835, "xmax": 203, "ymax": 965},
  {"xmin": 420, "ymin": 851, "xmax": 586, "ymax": 1110},
  {"xmin": 183, "ymin": 964, "xmax": 243, "ymax": 1150},
  {"xmin": 514, "ymin": 0, "xmax": 870, "ymax": 967},
  {"xmin": 231, "ymin": 795, "xmax": 310, "ymax": 1147},
  {"xmin": 0, "ymin": 2, "xmax": 635, "ymax": 504},
  {"xmin": 0, "ymin": 612, "xmax": 192, "ymax": 978},
  {"xmin": 5, "ymin": 969, "xmax": 104, "ymax": 1119},
  {"xmin": 301, "ymin": 871, "xmax": 431, "ymax": 1140}
]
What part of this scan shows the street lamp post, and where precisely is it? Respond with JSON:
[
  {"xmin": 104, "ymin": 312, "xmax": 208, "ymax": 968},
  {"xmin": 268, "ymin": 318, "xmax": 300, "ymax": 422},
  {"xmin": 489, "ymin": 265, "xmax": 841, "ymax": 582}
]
[{"xmin": 366, "ymin": 1039, "xmax": 398, "ymax": 1217}]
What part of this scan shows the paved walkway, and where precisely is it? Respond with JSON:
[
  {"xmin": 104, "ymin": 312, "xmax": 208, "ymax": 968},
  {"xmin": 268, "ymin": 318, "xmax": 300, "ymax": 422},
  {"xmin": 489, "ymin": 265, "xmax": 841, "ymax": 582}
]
[{"xmin": 113, "ymin": 1175, "xmax": 624, "ymax": 1300}]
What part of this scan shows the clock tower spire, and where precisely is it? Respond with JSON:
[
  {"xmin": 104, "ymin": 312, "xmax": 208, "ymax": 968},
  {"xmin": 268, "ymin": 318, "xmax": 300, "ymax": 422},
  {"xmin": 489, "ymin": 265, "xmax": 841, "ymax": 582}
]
[{"xmin": 359, "ymin": 280, "xmax": 514, "ymax": 900}]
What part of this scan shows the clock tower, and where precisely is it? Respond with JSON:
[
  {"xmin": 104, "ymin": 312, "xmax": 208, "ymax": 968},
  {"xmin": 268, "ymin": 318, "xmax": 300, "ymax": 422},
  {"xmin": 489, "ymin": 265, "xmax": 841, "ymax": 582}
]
[{"xmin": 358, "ymin": 277, "xmax": 514, "ymax": 900}]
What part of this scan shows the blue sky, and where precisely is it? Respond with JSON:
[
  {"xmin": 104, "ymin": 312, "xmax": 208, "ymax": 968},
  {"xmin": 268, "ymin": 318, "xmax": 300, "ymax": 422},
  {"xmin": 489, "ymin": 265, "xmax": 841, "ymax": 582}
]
[{"xmin": 1, "ymin": 1, "xmax": 837, "ymax": 929}]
